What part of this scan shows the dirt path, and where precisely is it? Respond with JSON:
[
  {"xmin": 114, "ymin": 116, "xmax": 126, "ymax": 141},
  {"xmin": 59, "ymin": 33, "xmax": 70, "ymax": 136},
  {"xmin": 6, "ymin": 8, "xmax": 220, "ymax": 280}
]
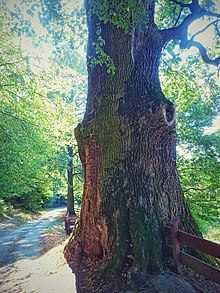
[{"xmin": 0, "ymin": 208, "xmax": 77, "ymax": 293}]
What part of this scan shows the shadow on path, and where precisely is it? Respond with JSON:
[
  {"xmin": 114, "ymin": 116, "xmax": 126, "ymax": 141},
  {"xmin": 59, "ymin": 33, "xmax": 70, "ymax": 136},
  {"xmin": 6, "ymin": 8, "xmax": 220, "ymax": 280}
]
[
  {"xmin": 0, "ymin": 208, "xmax": 77, "ymax": 293},
  {"xmin": 0, "ymin": 208, "xmax": 65, "ymax": 266}
]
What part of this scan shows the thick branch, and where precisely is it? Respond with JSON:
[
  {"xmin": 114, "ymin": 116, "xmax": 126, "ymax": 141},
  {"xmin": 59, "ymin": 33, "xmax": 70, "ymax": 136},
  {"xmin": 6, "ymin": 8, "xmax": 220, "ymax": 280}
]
[
  {"xmin": 162, "ymin": 0, "xmax": 220, "ymax": 42},
  {"xmin": 140, "ymin": 0, "xmax": 156, "ymax": 27},
  {"xmin": 161, "ymin": 0, "xmax": 220, "ymax": 66},
  {"xmin": 169, "ymin": 0, "xmax": 219, "ymax": 17},
  {"xmin": 149, "ymin": 0, "xmax": 156, "ymax": 26},
  {"xmin": 183, "ymin": 39, "xmax": 220, "ymax": 66}
]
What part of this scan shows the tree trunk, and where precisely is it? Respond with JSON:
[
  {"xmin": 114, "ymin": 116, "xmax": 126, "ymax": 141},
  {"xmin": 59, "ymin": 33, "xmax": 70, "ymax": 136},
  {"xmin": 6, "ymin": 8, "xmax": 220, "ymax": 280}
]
[
  {"xmin": 64, "ymin": 1, "xmax": 201, "ymax": 284},
  {"xmin": 67, "ymin": 145, "xmax": 75, "ymax": 215}
]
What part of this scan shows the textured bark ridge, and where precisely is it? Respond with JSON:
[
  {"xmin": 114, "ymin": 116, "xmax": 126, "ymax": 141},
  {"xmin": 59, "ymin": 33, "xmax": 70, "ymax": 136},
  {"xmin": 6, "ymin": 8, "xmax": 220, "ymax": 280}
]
[{"xmin": 64, "ymin": 1, "xmax": 201, "ymax": 283}]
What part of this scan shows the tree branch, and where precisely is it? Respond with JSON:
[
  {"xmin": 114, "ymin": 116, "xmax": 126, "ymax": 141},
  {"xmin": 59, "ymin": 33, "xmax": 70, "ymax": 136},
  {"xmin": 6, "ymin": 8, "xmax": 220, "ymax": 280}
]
[
  {"xmin": 183, "ymin": 186, "xmax": 209, "ymax": 193},
  {"xmin": 174, "ymin": 6, "xmax": 183, "ymax": 27},
  {"xmin": 190, "ymin": 20, "xmax": 219, "ymax": 41},
  {"xmin": 213, "ymin": 20, "xmax": 220, "ymax": 36},
  {"xmin": 0, "ymin": 84, "xmax": 17, "ymax": 87},
  {"xmin": 0, "ymin": 59, "xmax": 27, "ymax": 67},
  {"xmin": 161, "ymin": 0, "xmax": 220, "ymax": 66},
  {"xmin": 4, "ymin": 89, "xmax": 24, "ymax": 100},
  {"xmin": 168, "ymin": 0, "xmax": 191, "ymax": 9},
  {"xmin": 162, "ymin": 0, "xmax": 220, "ymax": 41},
  {"xmin": 182, "ymin": 39, "xmax": 220, "ymax": 66},
  {"xmin": 169, "ymin": 0, "xmax": 220, "ymax": 17},
  {"xmin": 0, "ymin": 109, "xmax": 28, "ymax": 126}
]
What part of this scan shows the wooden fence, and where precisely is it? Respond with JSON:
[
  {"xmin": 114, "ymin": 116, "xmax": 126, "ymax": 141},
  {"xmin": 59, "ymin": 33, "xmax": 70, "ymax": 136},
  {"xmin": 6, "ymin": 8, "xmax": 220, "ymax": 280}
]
[
  {"xmin": 64, "ymin": 213, "xmax": 77, "ymax": 235},
  {"xmin": 165, "ymin": 218, "xmax": 220, "ymax": 284}
]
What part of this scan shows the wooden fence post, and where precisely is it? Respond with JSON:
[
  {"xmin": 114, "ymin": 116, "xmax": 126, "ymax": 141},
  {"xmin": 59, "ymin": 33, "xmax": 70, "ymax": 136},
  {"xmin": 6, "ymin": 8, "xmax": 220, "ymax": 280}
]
[{"xmin": 170, "ymin": 218, "xmax": 181, "ymax": 273}]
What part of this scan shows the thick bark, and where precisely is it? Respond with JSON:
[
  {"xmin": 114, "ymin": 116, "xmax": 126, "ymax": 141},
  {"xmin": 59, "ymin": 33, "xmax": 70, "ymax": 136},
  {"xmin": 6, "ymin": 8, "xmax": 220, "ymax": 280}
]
[
  {"xmin": 67, "ymin": 146, "xmax": 75, "ymax": 215},
  {"xmin": 64, "ymin": 1, "xmax": 201, "ymax": 283}
]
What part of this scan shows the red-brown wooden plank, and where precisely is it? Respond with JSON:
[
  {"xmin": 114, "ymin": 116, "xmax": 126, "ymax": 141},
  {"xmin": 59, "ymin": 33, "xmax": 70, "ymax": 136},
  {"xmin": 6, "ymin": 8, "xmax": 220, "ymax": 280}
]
[
  {"xmin": 180, "ymin": 252, "xmax": 220, "ymax": 285},
  {"xmin": 170, "ymin": 219, "xmax": 181, "ymax": 273},
  {"xmin": 178, "ymin": 231, "xmax": 220, "ymax": 259},
  {"xmin": 165, "ymin": 225, "xmax": 220, "ymax": 259}
]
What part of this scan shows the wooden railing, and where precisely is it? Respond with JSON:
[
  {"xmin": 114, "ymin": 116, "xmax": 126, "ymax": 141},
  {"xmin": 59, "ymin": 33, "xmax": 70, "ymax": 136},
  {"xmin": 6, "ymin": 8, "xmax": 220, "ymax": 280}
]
[
  {"xmin": 165, "ymin": 218, "xmax": 220, "ymax": 284},
  {"xmin": 64, "ymin": 213, "xmax": 77, "ymax": 235}
]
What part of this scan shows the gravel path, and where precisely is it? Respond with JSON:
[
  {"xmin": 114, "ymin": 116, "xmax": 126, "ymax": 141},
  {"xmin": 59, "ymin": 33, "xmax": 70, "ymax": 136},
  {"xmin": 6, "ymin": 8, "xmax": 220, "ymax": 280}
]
[{"xmin": 0, "ymin": 208, "xmax": 77, "ymax": 293}]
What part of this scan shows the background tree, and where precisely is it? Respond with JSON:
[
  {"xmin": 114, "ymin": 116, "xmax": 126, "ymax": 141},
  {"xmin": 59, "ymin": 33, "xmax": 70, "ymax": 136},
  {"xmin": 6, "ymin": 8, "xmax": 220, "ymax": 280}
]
[
  {"xmin": 161, "ymin": 53, "xmax": 220, "ymax": 236},
  {"xmin": 0, "ymin": 2, "xmax": 86, "ymax": 213},
  {"xmin": 64, "ymin": 0, "xmax": 220, "ymax": 289}
]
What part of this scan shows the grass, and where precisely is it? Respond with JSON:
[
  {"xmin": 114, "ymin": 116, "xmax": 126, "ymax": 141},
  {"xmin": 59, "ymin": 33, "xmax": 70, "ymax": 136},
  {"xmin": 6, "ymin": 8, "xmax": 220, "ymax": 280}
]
[{"xmin": 206, "ymin": 225, "xmax": 220, "ymax": 243}]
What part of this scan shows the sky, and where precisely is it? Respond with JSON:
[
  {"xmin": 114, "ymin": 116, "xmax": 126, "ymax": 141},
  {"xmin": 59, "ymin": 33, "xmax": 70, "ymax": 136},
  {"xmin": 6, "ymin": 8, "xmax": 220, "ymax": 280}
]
[
  {"xmin": 5, "ymin": 0, "xmax": 86, "ymax": 71},
  {"xmin": 5, "ymin": 1, "xmax": 219, "ymax": 64}
]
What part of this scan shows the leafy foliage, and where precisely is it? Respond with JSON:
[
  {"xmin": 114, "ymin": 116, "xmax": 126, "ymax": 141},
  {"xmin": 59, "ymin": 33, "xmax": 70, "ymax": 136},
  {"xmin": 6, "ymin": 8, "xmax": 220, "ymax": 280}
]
[
  {"xmin": 89, "ymin": 27, "xmax": 116, "ymax": 74},
  {"xmin": 160, "ymin": 49, "xmax": 220, "ymax": 233},
  {"xmin": 0, "ymin": 5, "xmax": 86, "ymax": 212},
  {"xmin": 89, "ymin": 0, "xmax": 147, "ymax": 34},
  {"xmin": 1, "ymin": 0, "xmax": 219, "ymax": 241}
]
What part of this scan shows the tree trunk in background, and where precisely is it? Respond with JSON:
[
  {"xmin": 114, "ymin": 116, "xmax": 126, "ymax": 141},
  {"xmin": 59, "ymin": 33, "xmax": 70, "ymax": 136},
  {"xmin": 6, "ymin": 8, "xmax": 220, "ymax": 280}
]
[
  {"xmin": 67, "ymin": 145, "xmax": 75, "ymax": 215},
  {"xmin": 65, "ymin": 0, "xmax": 201, "ymax": 282}
]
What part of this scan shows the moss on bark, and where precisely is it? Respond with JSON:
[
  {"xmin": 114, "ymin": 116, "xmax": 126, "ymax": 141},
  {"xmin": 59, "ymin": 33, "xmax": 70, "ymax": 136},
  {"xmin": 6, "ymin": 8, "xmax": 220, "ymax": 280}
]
[{"xmin": 64, "ymin": 0, "xmax": 202, "ymax": 285}]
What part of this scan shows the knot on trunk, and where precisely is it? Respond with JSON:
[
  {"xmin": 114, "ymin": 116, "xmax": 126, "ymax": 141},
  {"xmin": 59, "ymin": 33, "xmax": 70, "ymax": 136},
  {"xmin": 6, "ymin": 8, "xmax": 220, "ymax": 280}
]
[{"xmin": 162, "ymin": 106, "xmax": 176, "ymax": 126}]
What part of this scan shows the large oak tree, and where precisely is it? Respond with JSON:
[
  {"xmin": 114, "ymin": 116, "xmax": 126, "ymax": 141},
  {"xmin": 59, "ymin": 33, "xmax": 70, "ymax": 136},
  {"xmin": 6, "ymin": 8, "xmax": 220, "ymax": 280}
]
[{"xmin": 65, "ymin": 0, "xmax": 220, "ymax": 288}]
